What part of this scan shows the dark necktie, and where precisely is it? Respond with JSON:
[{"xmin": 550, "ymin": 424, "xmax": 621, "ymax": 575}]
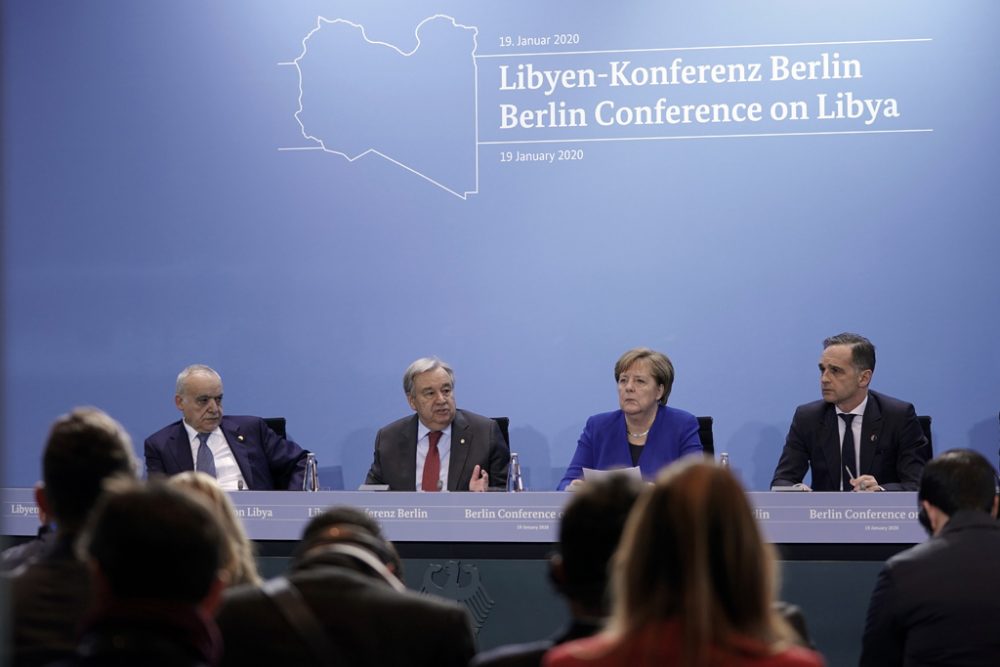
[
  {"xmin": 422, "ymin": 431, "xmax": 443, "ymax": 492},
  {"xmin": 840, "ymin": 414, "xmax": 856, "ymax": 492},
  {"xmin": 196, "ymin": 432, "xmax": 217, "ymax": 478}
]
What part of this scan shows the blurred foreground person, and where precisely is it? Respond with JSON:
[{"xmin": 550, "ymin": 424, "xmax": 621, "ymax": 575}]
[
  {"xmin": 168, "ymin": 471, "xmax": 262, "ymax": 587},
  {"xmin": 473, "ymin": 476, "xmax": 644, "ymax": 667},
  {"xmin": 217, "ymin": 506, "xmax": 475, "ymax": 666},
  {"xmin": 6, "ymin": 407, "xmax": 137, "ymax": 667},
  {"xmin": 51, "ymin": 481, "xmax": 227, "ymax": 666},
  {"xmin": 860, "ymin": 449, "xmax": 1000, "ymax": 666},
  {"xmin": 545, "ymin": 459, "xmax": 823, "ymax": 667}
]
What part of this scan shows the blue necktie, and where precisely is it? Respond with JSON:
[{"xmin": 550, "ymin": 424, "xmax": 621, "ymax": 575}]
[
  {"xmin": 196, "ymin": 432, "xmax": 217, "ymax": 478},
  {"xmin": 840, "ymin": 414, "xmax": 856, "ymax": 492}
]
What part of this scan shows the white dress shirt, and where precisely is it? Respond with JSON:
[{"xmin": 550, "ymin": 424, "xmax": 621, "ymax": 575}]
[
  {"xmin": 836, "ymin": 393, "xmax": 868, "ymax": 490},
  {"xmin": 415, "ymin": 422, "xmax": 452, "ymax": 492},
  {"xmin": 183, "ymin": 421, "xmax": 247, "ymax": 491}
]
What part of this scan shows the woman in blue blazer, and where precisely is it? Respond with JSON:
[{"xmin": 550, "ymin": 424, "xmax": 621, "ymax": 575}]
[{"xmin": 558, "ymin": 348, "xmax": 703, "ymax": 490}]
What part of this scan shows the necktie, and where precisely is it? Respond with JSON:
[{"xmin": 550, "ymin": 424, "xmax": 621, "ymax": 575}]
[
  {"xmin": 840, "ymin": 414, "xmax": 856, "ymax": 492},
  {"xmin": 196, "ymin": 432, "xmax": 217, "ymax": 478},
  {"xmin": 422, "ymin": 431, "xmax": 443, "ymax": 492}
]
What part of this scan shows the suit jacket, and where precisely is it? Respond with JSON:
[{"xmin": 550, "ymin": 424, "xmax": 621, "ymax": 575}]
[
  {"xmin": 770, "ymin": 390, "xmax": 927, "ymax": 491},
  {"xmin": 860, "ymin": 511, "xmax": 1000, "ymax": 666},
  {"xmin": 557, "ymin": 405, "xmax": 703, "ymax": 490},
  {"xmin": 216, "ymin": 554, "xmax": 475, "ymax": 667},
  {"xmin": 144, "ymin": 415, "xmax": 308, "ymax": 490},
  {"xmin": 364, "ymin": 410, "xmax": 510, "ymax": 491},
  {"xmin": 6, "ymin": 534, "xmax": 94, "ymax": 667},
  {"xmin": 543, "ymin": 619, "xmax": 823, "ymax": 667}
]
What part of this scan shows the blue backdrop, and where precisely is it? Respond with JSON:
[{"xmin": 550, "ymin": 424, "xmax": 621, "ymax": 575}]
[{"xmin": 3, "ymin": 1, "xmax": 999, "ymax": 490}]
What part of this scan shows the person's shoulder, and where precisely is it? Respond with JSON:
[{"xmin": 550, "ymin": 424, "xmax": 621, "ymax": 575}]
[
  {"xmin": 223, "ymin": 415, "xmax": 267, "ymax": 428},
  {"xmin": 765, "ymin": 645, "xmax": 825, "ymax": 667},
  {"xmin": 377, "ymin": 414, "xmax": 418, "ymax": 434},
  {"xmin": 868, "ymin": 391, "xmax": 916, "ymax": 412},
  {"xmin": 472, "ymin": 639, "xmax": 553, "ymax": 667},
  {"xmin": 586, "ymin": 410, "xmax": 624, "ymax": 427},
  {"xmin": 544, "ymin": 634, "xmax": 613, "ymax": 666},
  {"xmin": 661, "ymin": 404, "xmax": 697, "ymax": 422},
  {"xmin": 792, "ymin": 399, "xmax": 829, "ymax": 419},
  {"xmin": 883, "ymin": 536, "xmax": 944, "ymax": 572},
  {"xmin": 456, "ymin": 409, "xmax": 496, "ymax": 425},
  {"xmin": 145, "ymin": 419, "xmax": 183, "ymax": 444}
]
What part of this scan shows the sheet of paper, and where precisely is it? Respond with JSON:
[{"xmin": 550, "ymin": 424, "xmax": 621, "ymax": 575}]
[
  {"xmin": 582, "ymin": 466, "xmax": 644, "ymax": 482},
  {"xmin": 770, "ymin": 483, "xmax": 812, "ymax": 492}
]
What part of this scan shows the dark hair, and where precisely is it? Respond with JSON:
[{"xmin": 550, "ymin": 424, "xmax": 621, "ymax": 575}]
[
  {"xmin": 42, "ymin": 407, "xmax": 137, "ymax": 531},
  {"xmin": 558, "ymin": 475, "xmax": 644, "ymax": 611},
  {"xmin": 823, "ymin": 332, "xmax": 876, "ymax": 372},
  {"xmin": 81, "ymin": 481, "xmax": 223, "ymax": 603},
  {"xmin": 918, "ymin": 449, "xmax": 998, "ymax": 516},
  {"xmin": 295, "ymin": 506, "xmax": 401, "ymax": 575}
]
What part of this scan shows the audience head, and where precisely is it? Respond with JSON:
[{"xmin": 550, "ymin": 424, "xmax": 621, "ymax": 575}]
[
  {"xmin": 175, "ymin": 364, "xmax": 224, "ymax": 434},
  {"xmin": 295, "ymin": 506, "xmax": 402, "ymax": 579},
  {"xmin": 167, "ymin": 471, "xmax": 262, "ymax": 587},
  {"xmin": 610, "ymin": 459, "xmax": 794, "ymax": 661},
  {"xmin": 918, "ymin": 449, "xmax": 999, "ymax": 533},
  {"xmin": 40, "ymin": 407, "xmax": 137, "ymax": 533},
  {"xmin": 79, "ymin": 480, "xmax": 225, "ymax": 608},
  {"xmin": 554, "ymin": 475, "xmax": 644, "ymax": 615},
  {"xmin": 403, "ymin": 357, "xmax": 456, "ymax": 431},
  {"xmin": 614, "ymin": 348, "xmax": 674, "ymax": 405}
]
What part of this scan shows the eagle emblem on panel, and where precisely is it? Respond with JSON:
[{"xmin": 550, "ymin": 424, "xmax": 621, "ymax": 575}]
[{"xmin": 420, "ymin": 560, "xmax": 494, "ymax": 633}]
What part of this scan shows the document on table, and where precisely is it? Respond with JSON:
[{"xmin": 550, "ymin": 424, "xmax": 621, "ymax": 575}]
[{"xmin": 582, "ymin": 466, "xmax": 643, "ymax": 482}]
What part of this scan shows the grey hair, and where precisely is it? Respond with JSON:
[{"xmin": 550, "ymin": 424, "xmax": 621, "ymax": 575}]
[
  {"xmin": 175, "ymin": 365, "xmax": 221, "ymax": 396},
  {"xmin": 402, "ymin": 357, "xmax": 454, "ymax": 396}
]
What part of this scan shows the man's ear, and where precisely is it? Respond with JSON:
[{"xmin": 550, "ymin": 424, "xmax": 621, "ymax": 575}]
[
  {"xmin": 548, "ymin": 554, "xmax": 566, "ymax": 592},
  {"xmin": 34, "ymin": 482, "xmax": 51, "ymax": 524},
  {"xmin": 991, "ymin": 495, "xmax": 998, "ymax": 519},
  {"xmin": 858, "ymin": 368, "xmax": 873, "ymax": 388},
  {"xmin": 175, "ymin": 394, "xmax": 185, "ymax": 412}
]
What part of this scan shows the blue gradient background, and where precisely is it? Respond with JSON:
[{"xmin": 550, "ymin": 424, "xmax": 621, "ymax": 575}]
[{"xmin": 3, "ymin": 1, "xmax": 998, "ymax": 489}]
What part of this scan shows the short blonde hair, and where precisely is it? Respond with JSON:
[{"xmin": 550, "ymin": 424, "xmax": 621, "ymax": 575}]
[
  {"xmin": 614, "ymin": 348, "xmax": 674, "ymax": 405},
  {"xmin": 167, "ymin": 472, "xmax": 261, "ymax": 587}
]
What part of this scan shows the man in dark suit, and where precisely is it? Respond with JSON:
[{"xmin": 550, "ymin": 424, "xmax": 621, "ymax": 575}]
[
  {"xmin": 6, "ymin": 407, "xmax": 138, "ymax": 667},
  {"xmin": 216, "ymin": 506, "xmax": 476, "ymax": 667},
  {"xmin": 471, "ymin": 475, "xmax": 643, "ymax": 667},
  {"xmin": 771, "ymin": 333, "xmax": 927, "ymax": 492},
  {"xmin": 145, "ymin": 364, "xmax": 309, "ymax": 490},
  {"xmin": 860, "ymin": 449, "xmax": 1000, "ymax": 666},
  {"xmin": 365, "ymin": 357, "xmax": 509, "ymax": 491},
  {"xmin": 58, "ymin": 481, "xmax": 227, "ymax": 666}
]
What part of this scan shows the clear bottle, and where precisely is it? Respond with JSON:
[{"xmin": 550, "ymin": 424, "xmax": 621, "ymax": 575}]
[
  {"xmin": 303, "ymin": 452, "xmax": 319, "ymax": 492},
  {"xmin": 718, "ymin": 452, "xmax": 730, "ymax": 469},
  {"xmin": 507, "ymin": 452, "xmax": 525, "ymax": 492}
]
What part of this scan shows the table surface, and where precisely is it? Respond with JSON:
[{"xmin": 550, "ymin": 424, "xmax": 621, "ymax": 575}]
[{"xmin": 2, "ymin": 488, "xmax": 926, "ymax": 544}]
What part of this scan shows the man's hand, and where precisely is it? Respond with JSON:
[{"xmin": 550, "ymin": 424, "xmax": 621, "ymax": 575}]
[
  {"xmin": 566, "ymin": 479, "xmax": 585, "ymax": 491},
  {"xmin": 469, "ymin": 465, "xmax": 489, "ymax": 492},
  {"xmin": 851, "ymin": 474, "xmax": 883, "ymax": 492}
]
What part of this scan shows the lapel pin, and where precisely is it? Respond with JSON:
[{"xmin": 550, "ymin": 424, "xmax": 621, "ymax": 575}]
[
  {"xmin": 870, "ymin": 434, "xmax": 877, "ymax": 442},
  {"xmin": 460, "ymin": 438, "xmax": 466, "ymax": 445},
  {"xmin": 238, "ymin": 435, "xmax": 245, "ymax": 442}
]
